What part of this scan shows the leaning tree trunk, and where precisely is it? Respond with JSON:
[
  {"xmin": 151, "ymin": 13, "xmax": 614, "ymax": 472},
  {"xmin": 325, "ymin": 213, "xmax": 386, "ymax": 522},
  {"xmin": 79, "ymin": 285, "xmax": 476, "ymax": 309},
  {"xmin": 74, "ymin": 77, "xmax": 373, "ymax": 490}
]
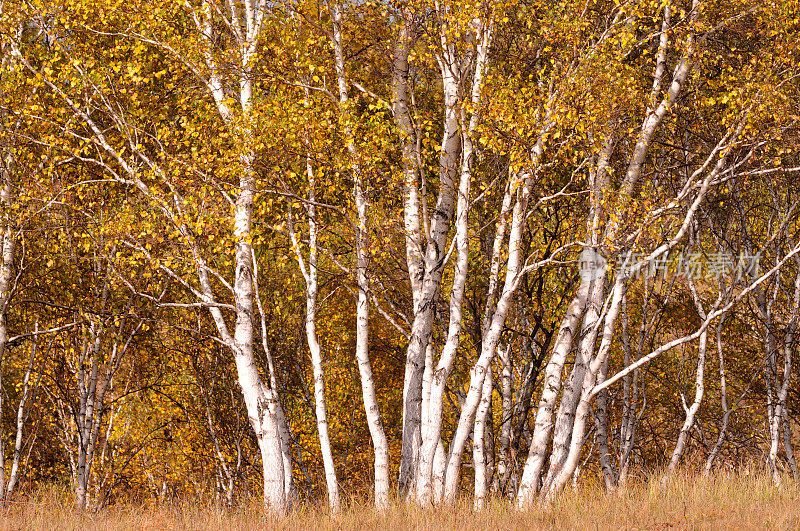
[
  {"xmin": 517, "ymin": 283, "xmax": 590, "ymax": 506},
  {"xmin": 543, "ymin": 275, "xmax": 606, "ymax": 492},
  {"xmin": 662, "ymin": 328, "xmax": 707, "ymax": 486},
  {"xmin": 704, "ymin": 319, "xmax": 730, "ymax": 475},
  {"xmin": 663, "ymin": 279, "xmax": 710, "ymax": 486},
  {"xmin": 443, "ymin": 166, "xmax": 537, "ymax": 504},
  {"xmin": 397, "ymin": 17, "xmax": 462, "ymax": 497}
]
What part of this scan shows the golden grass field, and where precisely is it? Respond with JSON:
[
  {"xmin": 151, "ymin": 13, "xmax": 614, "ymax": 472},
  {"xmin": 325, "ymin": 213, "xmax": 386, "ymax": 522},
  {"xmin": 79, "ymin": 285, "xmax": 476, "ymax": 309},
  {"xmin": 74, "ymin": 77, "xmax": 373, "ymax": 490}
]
[{"xmin": 2, "ymin": 472, "xmax": 799, "ymax": 530}]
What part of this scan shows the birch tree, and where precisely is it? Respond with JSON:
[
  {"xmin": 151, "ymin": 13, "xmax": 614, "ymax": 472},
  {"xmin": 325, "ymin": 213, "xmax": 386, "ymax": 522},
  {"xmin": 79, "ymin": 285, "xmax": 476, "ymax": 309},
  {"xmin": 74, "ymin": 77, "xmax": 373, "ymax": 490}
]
[
  {"xmin": 8, "ymin": 0, "xmax": 296, "ymax": 513},
  {"xmin": 327, "ymin": 0, "xmax": 391, "ymax": 508}
]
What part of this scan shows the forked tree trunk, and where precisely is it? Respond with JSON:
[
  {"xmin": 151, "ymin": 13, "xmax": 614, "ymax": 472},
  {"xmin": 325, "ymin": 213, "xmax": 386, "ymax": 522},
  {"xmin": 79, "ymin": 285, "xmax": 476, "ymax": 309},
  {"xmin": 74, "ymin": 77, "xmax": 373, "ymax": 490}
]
[
  {"xmin": 544, "ymin": 139, "xmax": 760, "ymax": 499},
  {"xmin": 413, "ymin": 13, "xmax": 492, "ymax": 506},
  {"xmin": 195, "ymin": 0, "xmax": 294, "ymax": 512},
  {"xmin": 444, "ymin": 169, "xmax": 536, "ymax": 504},
  {"xmin": 543, "ymin": 276, "xmax": 626, "ymax": 500},
  {"xmin": 397, "ymin": 16, "xmax": 462, "ymax": 496}
]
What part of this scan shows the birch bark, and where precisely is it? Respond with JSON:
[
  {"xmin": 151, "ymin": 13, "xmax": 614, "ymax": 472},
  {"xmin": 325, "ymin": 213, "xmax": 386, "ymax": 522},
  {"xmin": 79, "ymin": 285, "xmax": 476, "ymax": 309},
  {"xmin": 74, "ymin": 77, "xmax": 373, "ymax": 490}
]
[
  {"xmin": 398, "ymin": 11, "xmax": 462, "ymax": 494},
  {"xmin": 543, "ymin": 131, "xmax": 786, "ymax": 499},
  {"xmin": 331, "ymin": 3, "xmax": 390, "ymax": 507},
  {"xmin": 9, "ymin": 0, "xmax": 294, "ymax": 512},
  {"xmin": 518, "ymin": 0, "xmax": 701, "ymax": 505},
  {"xmin": 193, "ymin": 0, "xmax": 294, "ymax": 513},
  {"xmin": 497, "ymin": 343, "xmax": 513, "ymax": 493},
  {"xmin": 5, "ymin": 324, "xmax": 46, "ymax": 498},
  {"xmin": 288, "ymin": 152, "xmax": 340, "ymax": 512},
  {"xmin": 473, "ymin": 370, "xmax": 493, "ymax": 510},
  {"xmin": 413, "ymin": 12, "xmax": 493, "ymax": 505},
  {"xmin": 704, "ymin": 318, "xmax": 730, "ymax": 475},
  {"xmin": 443, "ymin": 168, "xmax": 537, "ymax": 504},
  {"xmin": 662, "ymin": 279, "xmax": 712, "ymax": 485},
  {"xmin": 0, "ymin": 168, "xmax": 14, "ymax": 496}
]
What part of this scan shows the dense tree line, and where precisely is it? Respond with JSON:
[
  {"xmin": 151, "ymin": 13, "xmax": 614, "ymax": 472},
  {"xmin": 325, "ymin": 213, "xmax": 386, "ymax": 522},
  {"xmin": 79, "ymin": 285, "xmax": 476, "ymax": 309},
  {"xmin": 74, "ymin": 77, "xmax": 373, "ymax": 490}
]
[{"xmin": 0, "ymin": 0, "xmax": 799, "ymax": 514}]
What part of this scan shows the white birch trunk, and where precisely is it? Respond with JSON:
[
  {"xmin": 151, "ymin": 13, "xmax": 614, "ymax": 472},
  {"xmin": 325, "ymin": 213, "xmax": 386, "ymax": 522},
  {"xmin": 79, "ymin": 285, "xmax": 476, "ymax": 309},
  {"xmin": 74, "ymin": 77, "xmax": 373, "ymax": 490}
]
[
  {"xmin": 289, "ymin": 151, "xmax": 341, "ymax": 512},
  {"xmin": 497, "ymin": 343, "xmax": 513, "ymax": 493},
  {"xmin": 13, "ymin": 0, "xmax": 292, "ymax": 512},
  {"xmin": 756, "ymin": 281, "xmax": 782, "ymax": 485},
  {"xmin": 662, "ymin": 330, "xmax": 707, "ymax": 484},
  {"xmin": 392, "ymin": 12, "xmax": 424, "ymax": 312},
  {"xmin": 443, "ymin": 168, "xmax": 534, "ymax": 504},
  {"xmin": 663, "ymin": 281, "xmax": 709, "ymax": 485},
  {"xmin": 516, "ymin": 281, "xmax": 590, "ymax": 507},
  {"xmin": 413, "ymin": 14, "xmax": 493, "ymax": 505},
  {"xmin": 518, "ymin": 0, "xmax": 701, "ymax": 506},
  {"xmin": 195, "ymin": 0, "xmax": 292, "ymax": 513},
  {"xmin": 392, "ymin": 17, "xmax": 429, "ymax": 493},
  {"xmin": 704, "ymin": 319, "xmax": 730, "ymax": 475},
  {"xmin": 543, "ymin": 275, "xmax": 605, "ymax": 491},
  {"xmin": 231, "ymin": 157, "xmax": 288, "ymax": 513},
  {"xmin": 398, "ymin": 23, "xmax": 462, "ymax": 495},
  {"xmin": 545, "ymin": 162, "xmax": 775, "ymax": 499},
  {"xmin": 413, "ymin": 113, "xmax": 471, "ymax": 505},
  {"xmin": 0, "ymin": 176, "xmax": 15, "ymax": 496},
  {"xmin": 5, "ymin": 324, "xmax": 38, "ymax": 497},
  {"xmin": 473, "ymin": 370, "xmax": 493, "ymax": 510},
  {"xmin": 593, "ymin": 356, "xmax": 616, "ymax": 491},
  {"xmin": 331, "ymin": 3, "xmax": 390, "ymax": 507},
  {"xmin": 432, "ymin": 439, "xmax": 446, "ymax": 503},
  {"xmin": 543, "ymin": 277, "xmax": 626, "ymax": 499},
  {"xmin": 543, "ymin": 143, "xmax": 737, "ymax": 499}
]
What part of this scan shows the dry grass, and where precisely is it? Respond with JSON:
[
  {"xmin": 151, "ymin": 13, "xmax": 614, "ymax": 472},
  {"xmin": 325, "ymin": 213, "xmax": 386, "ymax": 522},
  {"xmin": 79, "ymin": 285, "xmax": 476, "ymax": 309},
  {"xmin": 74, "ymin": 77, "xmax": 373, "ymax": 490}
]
[{"xmin": 2, "ymin": 472, "xmax": 799, "ymax": 530}]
